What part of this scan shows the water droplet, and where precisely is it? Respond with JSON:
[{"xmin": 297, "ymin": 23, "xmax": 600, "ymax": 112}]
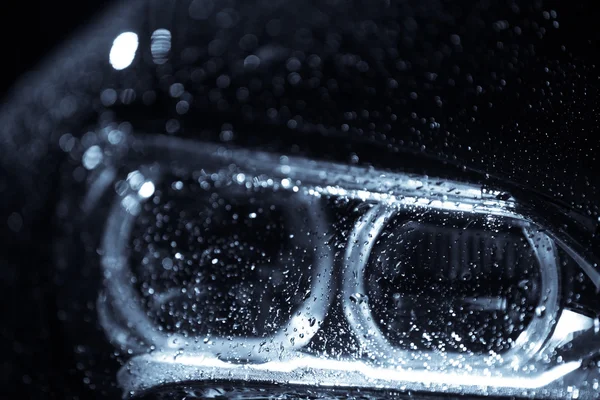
[
  {"xmin": 82, "ymin": 145, "xmax": 103, "ymax": 170},
  {"xmin": 349, "ymin": 293, "xmax": 368, "ymax": 304},
  {"xmin": 535, "ymin": 305, "xmax": 546, "ymax": 317}
]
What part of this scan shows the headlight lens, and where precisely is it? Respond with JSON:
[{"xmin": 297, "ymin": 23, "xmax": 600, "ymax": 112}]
[
  {"xmin": 57, "ymin": 131, "xmax": 600, "ymax": 399},
  {"xmin": 350, "ymin": 212, "xmax": 553, "ymax": 359},
  {"xmin": 100, "ymin": 162, "xmax": 333, "ymax": 360}
]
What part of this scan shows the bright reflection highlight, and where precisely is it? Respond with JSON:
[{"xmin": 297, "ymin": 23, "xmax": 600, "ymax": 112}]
[
  {"xmin": 151, "ymin": 29, "xmax": 172, "ymax": 65},
  {"xmin": 545, "ymin": 310, "xmax": 594, "ymax": 349},
  {"xmin": 138, "ymin": 181, "xmax": 155, "ymax": 199},
  {"xmin": 119, "ymin": 352, "xmax": 581, "ymax": 396},
  {"xmin": 109, "ymin": 32, "xmax": 139, "ymax": 70}
]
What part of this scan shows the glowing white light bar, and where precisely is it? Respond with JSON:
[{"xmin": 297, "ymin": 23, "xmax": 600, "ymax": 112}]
[
  {"xmin": 109, "ymin": 32, "xmax": 139, "ymax": 70},
  {"xmin": 118, "ymin": 351, "xmax": 581, "ymax": 396}
]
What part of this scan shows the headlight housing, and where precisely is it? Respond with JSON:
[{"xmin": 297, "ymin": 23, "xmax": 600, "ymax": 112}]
[{"xmin": 55, "ymin": 129, "xmax": 600, "ymax": 399}]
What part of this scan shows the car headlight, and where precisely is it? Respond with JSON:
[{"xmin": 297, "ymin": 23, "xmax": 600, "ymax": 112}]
[
  {"xmin": 55, "ymin": 129, "xmax": 600, "ymax": 399},
  {"xmin": 2, "ymin": 0, "xmax": 598, "ymax": 398}
]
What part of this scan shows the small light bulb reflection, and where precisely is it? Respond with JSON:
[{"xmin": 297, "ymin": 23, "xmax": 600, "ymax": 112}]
[
  {"xmin": 138, "ymin": 181, "xmax": 155, "ymax": 199},
  {"xmin": 110, "ymin": 32, "xmax": 139, "ymax": 70},
  {"xmin": 151, "ymin": 29, "xmax": 172, "ymax": 65}
]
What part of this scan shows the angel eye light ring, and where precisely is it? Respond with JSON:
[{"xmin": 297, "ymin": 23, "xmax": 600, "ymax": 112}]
[
  {"xmin": 99, "ymin": 166, "xmax": 334, "ymax": 361},
  {"xmin": 341, "ymin": 203, "xmax": 560, "ymax": 370}
]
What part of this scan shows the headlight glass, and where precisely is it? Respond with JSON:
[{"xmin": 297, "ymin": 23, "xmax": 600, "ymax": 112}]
[
  {"xmin": 352, "ymin": 212, "xmax": 553, "ymax": 359},
  {"xmin": 56, "ymin": 130, "xmax": 600, "ymax": 399}
]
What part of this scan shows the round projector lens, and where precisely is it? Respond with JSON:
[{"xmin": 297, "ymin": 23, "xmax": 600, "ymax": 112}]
[{"xmin": 365, "ymin": 214, "xmax": 542, "ymax": 355}]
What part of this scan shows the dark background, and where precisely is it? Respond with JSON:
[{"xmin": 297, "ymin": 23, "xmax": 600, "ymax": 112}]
[
  {"xmin": 1, "ymin": 1, "xmax": 599, "ymax": 96},
  {"xmin": 0, "ymin": 1, "xmax": 106, "ymax": 95},
  {"xmin": 0, "ymin": 2, "xmax": 108, "ymax": 397}
]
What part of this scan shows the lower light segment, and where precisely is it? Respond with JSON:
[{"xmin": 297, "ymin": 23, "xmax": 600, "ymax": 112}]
[{"xmin": 117, "ymin": 351, "xmax": 582, "ymax": 397}]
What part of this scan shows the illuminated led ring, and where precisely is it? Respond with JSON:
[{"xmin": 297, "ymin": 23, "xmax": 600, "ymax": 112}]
[
  {"xmin": 98, "ymin": 166, "xmax": 333, "ymax": 362},
  {"xmin": 342, "ymin": 204, "xmax": 559, "ymax": 369}
]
